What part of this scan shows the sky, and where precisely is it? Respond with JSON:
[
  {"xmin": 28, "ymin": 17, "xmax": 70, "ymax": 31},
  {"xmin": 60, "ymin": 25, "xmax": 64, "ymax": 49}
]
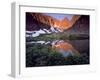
[{"xmin": 44, "ymin": 13, "xmax": 74, "ymax": 21}]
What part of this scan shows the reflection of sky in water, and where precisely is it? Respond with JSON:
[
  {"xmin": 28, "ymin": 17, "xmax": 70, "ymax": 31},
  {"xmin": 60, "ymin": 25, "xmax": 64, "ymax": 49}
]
[{"xmin": 43, "ymin": 13, "xmax": 74, "ymax": 21}]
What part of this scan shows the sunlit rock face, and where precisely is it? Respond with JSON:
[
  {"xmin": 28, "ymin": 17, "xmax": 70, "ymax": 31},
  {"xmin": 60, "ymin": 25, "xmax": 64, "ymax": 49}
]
[
  {"xmin": 53, "ymin": 17, "xmax": 70, "ymax": 31},
  {"xmin": 26, "ymin": 12, "xmax": 81, "ymax": 32}
]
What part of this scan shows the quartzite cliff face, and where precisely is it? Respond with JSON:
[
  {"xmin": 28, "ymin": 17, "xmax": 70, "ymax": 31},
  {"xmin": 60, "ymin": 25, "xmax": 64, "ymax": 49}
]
[
  {"xmin": 26, "ymin": 13, "xmax": 51, "ymax": 31},
  {"xmin": 26, "ymin": 12, "xmax": 82, "ymax": 32},
  {"xmin": 67, "ymin": 15, "xmax": 89, "ymax": 34},
  {"xmin": 26, "ymin": 12, "xmax": 89, "ymax": 34}
]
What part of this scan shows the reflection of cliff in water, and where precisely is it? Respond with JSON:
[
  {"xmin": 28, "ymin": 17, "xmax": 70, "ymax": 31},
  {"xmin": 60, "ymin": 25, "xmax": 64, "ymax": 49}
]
[
  {"xmin": 52, "ymin": 40, "xmax": 80, "ymax": 57},
  {"xmin": 27, "ymin": 39, "xmax": 89, "ymax": 57},
  {"xmin": 70, "ymin": 40, "xmax": 89, "ymax": 56}
]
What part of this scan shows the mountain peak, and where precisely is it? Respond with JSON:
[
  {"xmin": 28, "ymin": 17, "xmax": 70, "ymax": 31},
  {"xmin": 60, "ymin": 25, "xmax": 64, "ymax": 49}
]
[
  {"xmin": 62, "ymin": 17, "xmax": 69, "ymax": 21},
  {"xmin": 26, "ymin": 13, "xmax": 81, "ymax": 32}
]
